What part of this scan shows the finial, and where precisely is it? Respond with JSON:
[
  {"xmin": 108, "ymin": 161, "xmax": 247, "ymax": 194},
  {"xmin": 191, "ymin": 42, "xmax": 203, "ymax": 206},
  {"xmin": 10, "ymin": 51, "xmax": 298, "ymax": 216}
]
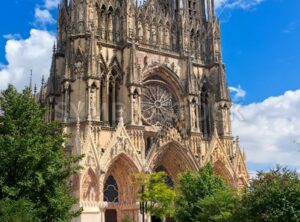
[
  {"xmin": 41, "ymin": 75, "xmax": 45, "ymax": 86},
  {"xmin": 236, "ymin": 136, "xmax": 240, "ymax": 145},
  {"xmin": 29, "ymin": 69, "xmax": 33, "ymax": 90},
  {"xmin": 53, "ymin": 42, "xmax": 56, "ymax": 53},
  {"xmin": 34, "ymin": 84, "xmax": 37, "ymax": 95}
]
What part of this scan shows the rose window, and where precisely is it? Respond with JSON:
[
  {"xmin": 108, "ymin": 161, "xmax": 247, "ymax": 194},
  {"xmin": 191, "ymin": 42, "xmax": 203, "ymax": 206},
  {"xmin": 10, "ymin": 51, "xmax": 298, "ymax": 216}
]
[{"xmin": 141, "ymin": 81, "xmax": 178, "ymax": 127}]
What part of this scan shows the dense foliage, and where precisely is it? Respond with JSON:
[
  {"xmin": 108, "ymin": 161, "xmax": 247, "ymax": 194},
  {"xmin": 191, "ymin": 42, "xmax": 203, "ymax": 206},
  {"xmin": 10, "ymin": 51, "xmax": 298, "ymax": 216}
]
[
  {"xmin": 175, "ymin": 164, "xmax": 238, "ymax": 222},
  {"xmin": 134, "ymin": 172, "xmax": 176, "ymax": 219},
  {"xmin": 0, "ymin": 199, "xmax": 38, "ymax": 222},
  {"xmin": 238, "ymin": 166, "xmax": 300, "ymax": 222},
  {"xmin": 0, "ymin": 85, "xmax": 82, "ymax": 221}
]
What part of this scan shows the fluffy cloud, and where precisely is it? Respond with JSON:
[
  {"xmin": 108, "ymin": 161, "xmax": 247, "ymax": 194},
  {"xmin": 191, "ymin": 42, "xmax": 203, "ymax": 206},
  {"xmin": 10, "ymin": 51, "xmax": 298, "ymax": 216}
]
[
  {"xmin": 229, "ymin": 85, "xmax": 246, "ymax": 102},
  {"xmin": 215, "ymin": 0, "xmax": 265, "ymax": 10},
  {"xmin": 35, "ymin": 8, "xmax": 55, "ymax": 25},
  {"xmin": 232, "ymin": 90, "xmax": 300, "ymax": 169},
  {"xmin": 0, "ymin": 29, "xmax": 55, "ymax": 90}
]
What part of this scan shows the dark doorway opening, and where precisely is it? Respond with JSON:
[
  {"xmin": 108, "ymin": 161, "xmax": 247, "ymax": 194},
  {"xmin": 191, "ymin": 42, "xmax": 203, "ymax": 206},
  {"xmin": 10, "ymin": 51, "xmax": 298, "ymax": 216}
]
[
  {"xmin": 105, "ymin": 209, "xmax": 117, "ymax": 222},
  {"xmin": 151, "ymin": 216, "xmax": 161, "ymax": 222},
  {"xmin": 151, "ymin": 216, "xmax": 175, "ymax": 222}
]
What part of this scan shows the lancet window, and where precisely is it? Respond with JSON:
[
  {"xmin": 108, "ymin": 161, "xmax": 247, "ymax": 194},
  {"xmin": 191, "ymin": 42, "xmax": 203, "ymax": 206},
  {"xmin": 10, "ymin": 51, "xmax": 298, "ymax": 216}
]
[{"xmin": 200, "ymin": 84, "xmax": 211, "ymax": 137}]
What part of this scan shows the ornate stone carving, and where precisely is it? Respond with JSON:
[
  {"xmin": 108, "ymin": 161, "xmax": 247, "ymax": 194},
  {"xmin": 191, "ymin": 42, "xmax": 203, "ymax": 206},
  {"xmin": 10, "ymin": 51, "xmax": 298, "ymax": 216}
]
[
  {"xmin": 141, "ymin": 82, "xmax": 178, "ymax": 127},
  {"xmin": 44, "ymin": 0, "xmax": 250, "ymax": 220},
  {"xmin": 82, "ymin": 168, "xmax": 99, "ymax": 202}
]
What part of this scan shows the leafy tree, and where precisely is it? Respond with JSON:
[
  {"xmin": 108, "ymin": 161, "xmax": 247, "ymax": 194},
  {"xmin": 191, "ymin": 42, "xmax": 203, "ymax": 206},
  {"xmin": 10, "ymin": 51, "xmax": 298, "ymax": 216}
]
[
  {"xmin": 133, "ymin": 172, "xmax": 176, "ymax": 220},
  {"xmin": 0, "ymin": 85, "xmax": 82, "ymax": 221},
  {"xmin": 197, "ymin": 189, "xmax": 240, "ymax": 222},
  {"xmin": 238, "ymin": 166, "xmax": 300, "ymax": 222},
  {"xmin": 0, "ymin": 198, "xmax": 39, "ymax": 222},
  {"xmin": 175, "ymin": 164, "xmax": 239, "ymax": 222}
]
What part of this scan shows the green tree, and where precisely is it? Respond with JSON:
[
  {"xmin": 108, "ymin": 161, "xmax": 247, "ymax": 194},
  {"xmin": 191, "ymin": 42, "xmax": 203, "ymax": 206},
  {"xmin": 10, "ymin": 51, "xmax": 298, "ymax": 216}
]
[
  {"xmin": 238, "ymin": 166, "xmax": 300, "ymax": 222},
  {"xmin": 0, "ymin": 198, "xmax": 39, "ymax": 222},
  {"xmin": 197, "ymin": 189, "xmax": 240, "ymax": 222},
  {"xmin": 134, "ymin": 172, "xmax": 176, "ymax": 220},
  {"xmin": 175, "ymin": 164, "xmax": 239, "ymax": 222},
  {"xmin": 122, "ymin": 215, "xmax": 133, "ymax": 222},
  {"xmin": 0, "ymin": 85, "xmax": 82, "ymax": 221}
]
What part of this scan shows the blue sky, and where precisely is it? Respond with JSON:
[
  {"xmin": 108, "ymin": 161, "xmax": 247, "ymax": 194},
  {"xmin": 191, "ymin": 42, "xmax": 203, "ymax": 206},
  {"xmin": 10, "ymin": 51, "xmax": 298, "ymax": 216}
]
[
  {"xmin": 0, "ymin": 0, "xmax": 299, "ymax": 174},
  {"xmin": 220, "ymin": 0, "xmax": 300, "ymax": 104}
]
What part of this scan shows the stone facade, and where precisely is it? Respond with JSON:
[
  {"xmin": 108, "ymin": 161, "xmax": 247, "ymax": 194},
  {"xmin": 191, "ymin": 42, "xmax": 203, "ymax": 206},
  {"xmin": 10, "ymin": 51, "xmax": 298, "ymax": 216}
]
[{"xmin": 40, "ymin": 0, "xmax": 249, "ymax": 221}]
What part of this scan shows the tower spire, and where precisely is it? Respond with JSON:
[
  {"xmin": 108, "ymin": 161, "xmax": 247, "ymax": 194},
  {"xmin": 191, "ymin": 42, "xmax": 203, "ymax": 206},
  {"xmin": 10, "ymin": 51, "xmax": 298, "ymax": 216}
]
[{"xmin": 29, "ymin": 69, "xmax": 33, "ymax": 90}]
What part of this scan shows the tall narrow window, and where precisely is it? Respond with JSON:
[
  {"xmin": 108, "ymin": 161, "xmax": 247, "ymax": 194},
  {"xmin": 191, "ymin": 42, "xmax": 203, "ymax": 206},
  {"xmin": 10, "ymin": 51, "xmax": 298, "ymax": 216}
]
[
  {"xmin": 200, "ymin": 85, "xmax": 211, "ymax": 137},
  {"xmin": 108, "ymin": 81, "xmax": 114, "ymax": 126}
]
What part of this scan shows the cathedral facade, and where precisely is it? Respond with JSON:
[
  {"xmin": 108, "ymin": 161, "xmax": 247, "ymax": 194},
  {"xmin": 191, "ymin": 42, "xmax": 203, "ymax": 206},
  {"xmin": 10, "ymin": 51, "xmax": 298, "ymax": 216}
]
[{"xmin": 41, "ymin": 0, "xmax": 249, "ymax": 221}]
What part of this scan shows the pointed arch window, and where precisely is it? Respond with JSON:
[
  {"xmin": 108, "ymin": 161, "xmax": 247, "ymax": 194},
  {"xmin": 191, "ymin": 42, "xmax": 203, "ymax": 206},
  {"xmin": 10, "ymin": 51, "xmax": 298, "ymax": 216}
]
[
  {"xmin": 108, "ymin": 69, "xmax": 121, "ymax": 127},
  {"xmin": 104, "ymin": 175, "xmax": 119, "ymax": 203},
  {"xmin": 200, "ymin": 84, "xmax": 211, "ymax": 137}
]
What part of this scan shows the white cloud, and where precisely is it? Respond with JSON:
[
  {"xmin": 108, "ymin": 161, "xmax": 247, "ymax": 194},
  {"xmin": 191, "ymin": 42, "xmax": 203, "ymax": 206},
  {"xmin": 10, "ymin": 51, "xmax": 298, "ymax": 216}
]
[
  {"xmin": 232, "ymin": 90, "xmax": 300, "ymax": 169},
  {"xmin": 229, "ymin": 85, "xmax": 246, "ymax": 101},
  {"xmin": 35, "ymin": 8, "xmax": 55, "ymax": 25},
  {"xmin": 44, "ymin": 0, "xmax": 60, "ymax": 9},
  {"xmin": 283, "ymin": 21, "xmax": 299, "ymax": 34},
  {"xmin": 0, "ymin": 29, "xmax": 55, "ymax": 90},
  {"xmin": 215, "ymin": 0, "xmax": 265, "ymax": 10}
]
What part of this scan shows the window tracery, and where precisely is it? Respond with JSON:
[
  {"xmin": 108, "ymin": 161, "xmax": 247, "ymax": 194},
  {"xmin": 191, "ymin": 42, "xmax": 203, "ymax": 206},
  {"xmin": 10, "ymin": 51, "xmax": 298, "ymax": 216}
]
[
  {"xmin": 104, "ymin": 175, "xmax": 119, "ymax": 203},
  {"xmin": 141, "ymin": 79, "xmax": 178, "ymax": 127}
]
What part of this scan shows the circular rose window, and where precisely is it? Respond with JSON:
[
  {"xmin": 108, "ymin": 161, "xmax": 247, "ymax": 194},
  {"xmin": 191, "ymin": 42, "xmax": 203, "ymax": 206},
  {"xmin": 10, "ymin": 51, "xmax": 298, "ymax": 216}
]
[{"xmin": 141, "ymin": 80, "xmax": 178, "ymax": 127}]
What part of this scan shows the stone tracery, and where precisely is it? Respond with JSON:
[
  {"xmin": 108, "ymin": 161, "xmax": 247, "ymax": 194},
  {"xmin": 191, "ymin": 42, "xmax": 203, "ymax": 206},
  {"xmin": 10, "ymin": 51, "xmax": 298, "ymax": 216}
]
[{"xmin": 141, "ymin": 80, "xmax": 178, "ymax": 127}]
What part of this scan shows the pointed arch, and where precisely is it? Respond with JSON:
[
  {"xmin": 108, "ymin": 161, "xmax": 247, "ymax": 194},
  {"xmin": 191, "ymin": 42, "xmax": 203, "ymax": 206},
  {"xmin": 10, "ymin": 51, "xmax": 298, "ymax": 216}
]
[
  {"xmin": 143, "ymin": 65, "xmax": 184, "ymax": 100},
  {"xmin": 213, "ymin": 160, "xmax": 235, "ymax": 187},
  {"xmin": 147, "ymin": 141, "xmax": 199, "ymax": 183},
  {"xmin": 200, "ymin": 81, "xmax": 212, "ymax": 137},
  {"xmin": 104, "ymin": 153, "xmax": 140, "ymax": 204},
  {"xmin": 81, "ymin": 167, "xmax": 100, "ymax": 202}
]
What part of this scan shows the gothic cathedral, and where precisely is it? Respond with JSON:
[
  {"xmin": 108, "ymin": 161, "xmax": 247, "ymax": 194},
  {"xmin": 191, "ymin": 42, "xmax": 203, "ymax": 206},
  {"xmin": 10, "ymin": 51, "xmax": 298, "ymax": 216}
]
[{"xmin": 40, "ymin": 0, "xmax": 249, "ymax": 221}]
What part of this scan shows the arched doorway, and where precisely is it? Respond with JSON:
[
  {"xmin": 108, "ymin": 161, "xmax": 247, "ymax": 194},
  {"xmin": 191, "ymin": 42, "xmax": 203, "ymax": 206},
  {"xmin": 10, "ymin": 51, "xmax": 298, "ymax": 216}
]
[
  {"xmin": 103, "ymin": 154, "xmax": 140, "ymax": 222},
  {"xmin": 148, "ymin": 142, "xmax": 198, "ymax": 222},
  {"xmin": 213, "ymin": 160, "xmax": 235, "ymax": 187},
  {"xmin": 149, "ymin": 141, "xmax": 199, "ymax": 183}
]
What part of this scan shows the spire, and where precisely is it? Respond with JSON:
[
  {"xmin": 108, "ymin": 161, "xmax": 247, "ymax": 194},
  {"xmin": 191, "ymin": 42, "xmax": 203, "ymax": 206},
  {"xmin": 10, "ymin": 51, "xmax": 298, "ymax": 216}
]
[
  {"xmin": 52, "ymin": 42, "xmax": 56, "ymax": 53},
  {"xmin": 47, "ymin": 45, "xmax": 57, "ymax": 95},
  {"xmin": 216, "ymin": 63, "xmax": 230, "ymax": 102},
  {"xmin": 34, "ymin": 84, "xmax": 37, "ymax": 97},
  {"xmin": 39, "ymin": 75, "xmax": 45, "ymax": 103},
  {"xmin": 29, "ymin": 69, "xmax": 33, "ymax": 90}
]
